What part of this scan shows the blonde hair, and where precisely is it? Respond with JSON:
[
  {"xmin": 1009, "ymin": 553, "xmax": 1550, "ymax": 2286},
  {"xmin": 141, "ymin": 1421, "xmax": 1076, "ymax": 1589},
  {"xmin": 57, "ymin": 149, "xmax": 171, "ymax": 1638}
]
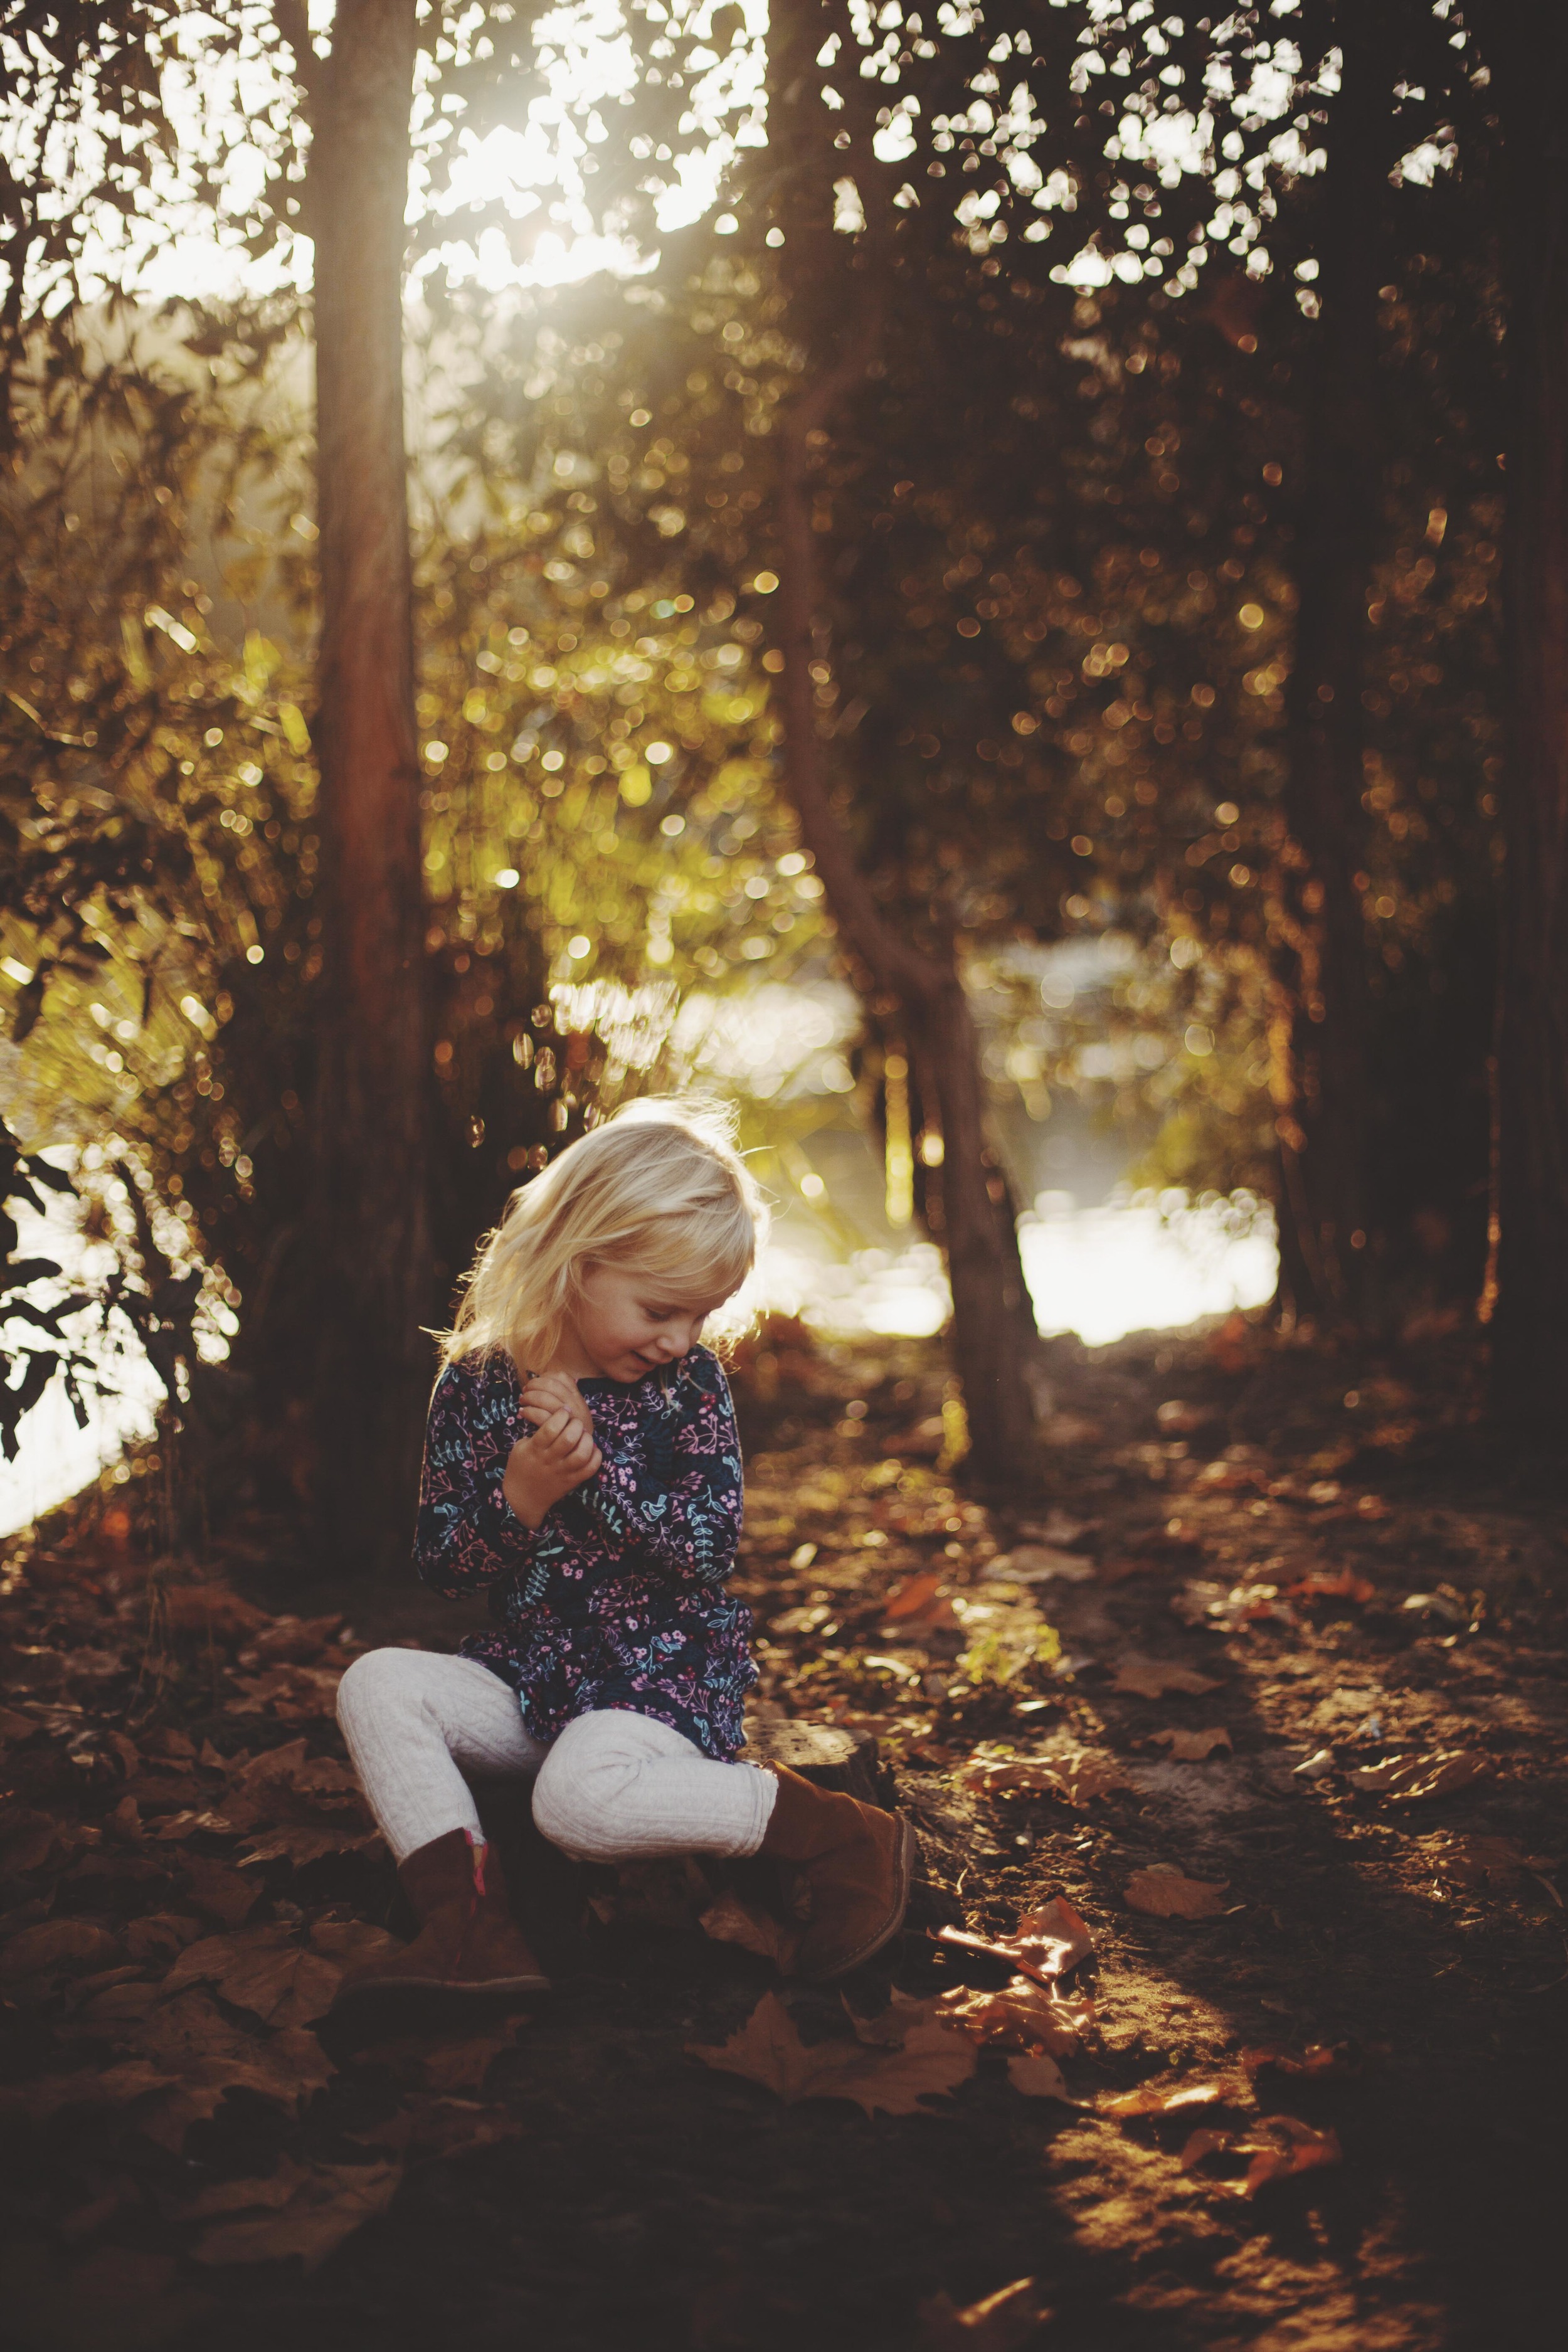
[{"xmin": 442, "ymin": 1096, "xmax": 766, "ymax": 1371}]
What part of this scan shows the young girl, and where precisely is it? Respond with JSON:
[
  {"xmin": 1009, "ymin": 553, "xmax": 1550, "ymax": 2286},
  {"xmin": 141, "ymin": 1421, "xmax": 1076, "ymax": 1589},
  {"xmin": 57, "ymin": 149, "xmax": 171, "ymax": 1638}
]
[{"xmin": 332, "ymin": 1099, "xmax": 914, "ymax": 2011}]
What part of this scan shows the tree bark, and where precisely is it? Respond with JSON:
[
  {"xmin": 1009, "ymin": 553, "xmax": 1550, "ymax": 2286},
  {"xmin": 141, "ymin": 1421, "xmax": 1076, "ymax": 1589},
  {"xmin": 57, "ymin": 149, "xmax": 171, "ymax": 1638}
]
[
  {"xmin": 1270, "ymin": 3, "xmax": 1402, "ymax": 1324},
  {"xmin": 1485, "ymin": 4, "xmax": 1568, "ymax": 1422},
  {"xmin": 775, "ymin": 332, "xmax": 1037, "ymax": 1486},
  {"xmin": 304, "ymin": 0, "xmax": 431, "ymax": 1569}
]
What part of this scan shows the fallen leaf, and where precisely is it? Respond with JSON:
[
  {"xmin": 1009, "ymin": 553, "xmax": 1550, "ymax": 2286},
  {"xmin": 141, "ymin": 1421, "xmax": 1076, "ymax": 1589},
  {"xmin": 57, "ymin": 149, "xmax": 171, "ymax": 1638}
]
[
  {"xmin": 962, "ymin": 1751, "xmax": 1132, "ymax": 1806},
  {"xmin": 162, "ymin": 1922, "xmax": 341, "ymax": 2025},
  {"xmin": 179, "ymin": 1855, "xmax": 259, "ymax": 1927},
  {"xmin": 1232, "ymin": 2114, "xmax": 1342, "ymax": 2197},
  {"xmin": 309, "ymin": 1919, "xmax": 404, "ymax": 1969},
  {"xmin": 936, "ymin": 1897, "xmax": 1095, "ymax": 1988},
  {"xmin": 1102, "ymin": 2075, "xmax": 1248, "ymax": 2117},
  {"xmin": 161, "ymin": 1583, "xmax": 270, "ymax": 1639},
  {"xmin": 237, "ymin": 1825, "xmax": 383, "ymax": 1869},
  {"xmin": 0, "ymin": 1805, "xmax": 58, "ymax": 1877},
  {"xmin": 168, "ymin": 2158, "xmax": 309, "ymax": 2220},
  {"xmin": 1124, "ymin": 1867, "xmax": 1230, "ymax": 1920},
  {"xmin": 352, "ymin": 2030, "xmax": 517, "ymax": 2097},
  {"xmin": 1179, "ymin": 2126, "xmax": 1233, "ymax": 2169},
  {"xmin": 1148, "ymin": 1727, "xmax": 1232, "ymax": 1761},
  {"xmin": 0, "ymin": 2240, "xmax": 213, "ymax": 2352},
  {"xmin": 0, "ymin": 1703, "xmax": 41, "ymax": 1741},
  {"xmin": 1348, "ymin": 1751, "xmax": 1492, "ymax": 1802},
  {"xmin": 1430, "ymin": 1835, "xmax": 1540, "ymax": 1890},
  {"xmin": 1110, "ymin": 1655, "xmax": 1221, "ymax": 1700},
  {"xmin": 0, "ymin": 2058, "xmax": 179, "ymax": 2125},
  {"xmin": 226, "ymin": 1664, "xmax": 344, "ymax": 1722},
  {"xmin": 918, "ymin": 2276, "xmax": 1049, "ymax": 2350},
  {"xmin": 124, "ymin": 1914, "xmax": 205, "ymax": 1964},
  {"xmin": 132, "ymin": 1990, "xmax": 334, "ymax": 2150},
  {"xmin": 1287, "ymin": 1567, "xmax": 1376, "ymax": 1605},
  {"xmin": 699, "ymin": 1889, "xmax": 805, "ymax": 1974},
  {"xmin": 933, "ymin": 1978, "xmax": 1094, "ymax": 2058},
  {"xmin": 1006, "ymin": 2052, "xmax": 1072, "ymax": 2100},
  {"xmin": 989, "ymin": 1545, "xmax": 1095, "ymax": 1586},
  {"xmin": 0, "ymin": 1918, "xmax": 119, "ymax": 1977},
  {"xmin": 689, "ymin": 1990, "xmax": 975, "ymax": 2117},
  {"xmin": 191, "ymin": 2159, "xmax": 402, "ymax": 2270},
  {"xmin": 149, "ymin": 1809, "xmax": 243, "ymax": 1843},
  {"xmin": 1241, "ymin": 2042, "xmax": 1359, "ymax": 2079}
]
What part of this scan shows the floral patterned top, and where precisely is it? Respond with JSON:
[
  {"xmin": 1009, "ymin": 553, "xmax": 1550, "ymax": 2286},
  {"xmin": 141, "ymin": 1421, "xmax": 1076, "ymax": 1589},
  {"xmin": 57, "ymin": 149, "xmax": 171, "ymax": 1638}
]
[{"xmin": 412, "ymin": 1343, "xmax": 755, "ymax": 1761}]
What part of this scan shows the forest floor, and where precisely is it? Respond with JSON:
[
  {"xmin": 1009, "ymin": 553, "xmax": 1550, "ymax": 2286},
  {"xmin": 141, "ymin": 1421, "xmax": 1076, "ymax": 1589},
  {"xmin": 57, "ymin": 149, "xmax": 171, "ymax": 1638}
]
[{"xmin": 1, "ymin": 1310, "xmax": 1564, "ymax": 2352}]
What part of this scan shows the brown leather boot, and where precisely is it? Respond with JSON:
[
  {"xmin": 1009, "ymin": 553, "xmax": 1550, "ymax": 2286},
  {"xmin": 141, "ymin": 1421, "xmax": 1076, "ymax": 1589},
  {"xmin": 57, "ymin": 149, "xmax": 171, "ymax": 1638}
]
[
  {"xmin": 330, "ymin": 1828, "xmax": 550, "ymax": 2014},
  {"xmin": 758, "ymin": 1767, "xmax": 917, "ymax": 1981}
]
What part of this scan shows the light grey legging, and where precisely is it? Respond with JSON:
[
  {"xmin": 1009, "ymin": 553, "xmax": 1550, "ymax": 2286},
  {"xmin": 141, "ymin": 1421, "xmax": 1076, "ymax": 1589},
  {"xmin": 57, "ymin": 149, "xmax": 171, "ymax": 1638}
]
[{"xmin": 336, "ymin": 1646, "xmax": 777, "ymax": 1866}]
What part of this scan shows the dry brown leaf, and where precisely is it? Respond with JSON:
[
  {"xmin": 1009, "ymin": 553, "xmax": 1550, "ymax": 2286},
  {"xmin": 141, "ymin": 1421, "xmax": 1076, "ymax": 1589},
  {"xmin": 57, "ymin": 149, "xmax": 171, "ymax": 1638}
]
[
  {"xmin": 179, "ymin": 1855, "xmax": 259, "ymax": 1927},
  {"xmin": 1287, "ymin": 1567, "xmax": 1376, "ymax": 1606},
  {"xmin": 1101, "ymin": 2075, "xmax": 1248, "ymax": 2118},
  {"xmin": 1430, "ymin": 1835, "xmax": 1540, "ymax": 1890},
  {"xmin": 161, "ymin": 1922, "xmax": 341, "ymax": 2025},
  {"xmin": 1241, "ymin": 2042, "xmax": 1358, "ymax": 2079},
  {"xmin": 699, "ymin": 1889, "xmax": 805, "ymax": 1974},
  {"xmin": 0, "ymin": 1703, "xmax": 40, "ymax": 1741},
  {"xmin": 936, "ymin": 1897, "xmax": 1095, "ymax": 1988},
  {"xmin": 963, "ymin": 1751, "xmax": 1132, "ymax": 1806},
  {"xmin": 1169, "ymin": 2111, "xmax": 1342, "ymax": 2195},
  {"xmin": 169, "ymin": 2158, "xmax": 309, "ymax": 2220},
  {"xmin": 1110, "ymin": 1655, "xmax": 1222, "ymax": 1700},
  {"xmin": 990, "ymin": 1544, "xmax": 1095, "ymax": 1586},
  {"xmin": 230, "ymin": 1737, "xmax": 312, "ymax": 1790},
  {"xmin": 1348, "ymin": 1751, "xmax": 1492, "ymax": 1801},
  {"xmin": 124, "ymin": 1913, "xmax": 204, "ymax": 1964},
  {"xmin": 0, "ymin": 2240, "xmax": 213, "ymax": 2352},
  {"xmin": 161, "ymin": 1583, "xmax": 270, "ymax": 1639},
  {"xmin": 933, "ymin": 1978, "xmax": 1094, "ymax": 2058},
  {"xmin": 238, "ymin": 1824, "xmax": 383, "ymax": 1869},
  {"xmin": 0, "ymin": 2058, "xmax": 179, "ymax": 2125},
  {"xmin": 416, "ymin": 2035, "xmax": 518, "ymax": 2096},
  {"xmin": 0, "ymin": 1917, "xmax": 119, "ymax": 1977},
  {"xmin": 191, "ymin": 2159, "xmax": 402, "ymax": 2270},
  {"xmin": 148, "ymin": 1808, "xmax": 243, "ymax": 1843},
  {"xmin": 309, "ymin": 1919, "xmax": 404, "ymax": 1969},
  {"xmin": 1179, "ymin": 2125, "xmax": 1234, "ymax": 2169},
  {"xmin": 1006, "ymin": 2052, "xmax": 1072, "ymax": 2101},
  {"xmin": 132, "ymin": 1989, "xmax": 334, "ymax": 2150},
  {"xmin": 884, "ymin": 1571, "xmax": 945, "ymax": 1619},
  {"xmin": 0, "ymin": 1804, "xmax": 56, "ymax": 1876},
  {"xmin": 1124, "ymin": 1866, "xmax": 1230, "ymax": 1919},
  {"xmin": 1148, "ymin": 1727, "xmax": 1232, "ymax": 1761},
  {"xmin": 918, "ymin": 2276, "xmax": 1049, "ymax": 2350},
  {"xmin": 689, "ymin": 1990, "xmax": 975, "ymax": 2117}
]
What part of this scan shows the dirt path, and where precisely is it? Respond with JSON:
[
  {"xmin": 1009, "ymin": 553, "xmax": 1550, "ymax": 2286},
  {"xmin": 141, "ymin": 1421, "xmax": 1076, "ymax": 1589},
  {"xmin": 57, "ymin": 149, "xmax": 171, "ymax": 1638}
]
[{"xmin": 1, "ymin": 1316, "xmax": 1564, "ymax": 2350}]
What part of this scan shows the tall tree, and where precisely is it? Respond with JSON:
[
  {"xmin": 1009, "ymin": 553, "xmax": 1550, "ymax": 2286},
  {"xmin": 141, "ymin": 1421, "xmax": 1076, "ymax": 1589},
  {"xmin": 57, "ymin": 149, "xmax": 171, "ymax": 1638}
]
[
  {"xmin": 1480, "ymin": 0, "xmax": 1568, "ymax": 1422},
  {"xmin": 277, "ymin": 0, "xmax": 430, "ymax": 1569}
]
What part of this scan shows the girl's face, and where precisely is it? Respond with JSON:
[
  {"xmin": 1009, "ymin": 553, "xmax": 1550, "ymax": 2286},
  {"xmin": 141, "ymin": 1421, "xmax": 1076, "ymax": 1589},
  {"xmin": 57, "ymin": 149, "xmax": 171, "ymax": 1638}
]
[{"xmin": 562, "ymin": 1261, "xmax": 734, "ymax": 1384}]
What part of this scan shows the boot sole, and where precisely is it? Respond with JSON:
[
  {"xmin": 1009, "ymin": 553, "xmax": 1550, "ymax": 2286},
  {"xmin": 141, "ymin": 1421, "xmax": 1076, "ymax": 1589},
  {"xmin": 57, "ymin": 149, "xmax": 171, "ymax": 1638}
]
[{"xmin": 802, "ymin": 1817, "xmax": 919, "ymax": 1983}]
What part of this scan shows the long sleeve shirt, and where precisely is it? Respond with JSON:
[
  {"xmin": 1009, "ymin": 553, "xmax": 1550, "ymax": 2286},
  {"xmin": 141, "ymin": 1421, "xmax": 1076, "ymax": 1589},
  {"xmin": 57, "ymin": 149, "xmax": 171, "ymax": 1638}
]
[{"xmin": 411, "ymin": 1343, "xmax": 756, "ymax": 1761}]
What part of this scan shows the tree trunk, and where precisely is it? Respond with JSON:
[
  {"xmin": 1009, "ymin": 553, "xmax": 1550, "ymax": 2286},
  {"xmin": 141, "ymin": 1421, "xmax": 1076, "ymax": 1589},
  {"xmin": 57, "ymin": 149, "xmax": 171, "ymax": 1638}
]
[
  {"xmin": 306, "ymin": 0, "xmax": 431, "ymax": 1571},
  {"xmin": 1486, "ymin": 5, "xmax": 1568, "ymax": 1422},
  {"xmin": 774, "ymin": 335, "xmax": 1037, "ymax": 1487},
  {"xmin": 1270, "ymin": 3, "xmax": 1402, "ymax": 1324}
]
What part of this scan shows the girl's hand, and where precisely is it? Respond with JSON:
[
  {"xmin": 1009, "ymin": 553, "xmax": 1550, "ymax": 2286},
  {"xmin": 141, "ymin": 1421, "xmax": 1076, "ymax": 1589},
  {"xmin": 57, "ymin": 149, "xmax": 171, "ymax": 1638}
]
[
  {"xmin": 504, "ymin": 1375, "xmax": 600, "ymax": 1528},
  {"xmin": 519, "ymin": 1370, "xmax": 588, "ymax": 1431}
]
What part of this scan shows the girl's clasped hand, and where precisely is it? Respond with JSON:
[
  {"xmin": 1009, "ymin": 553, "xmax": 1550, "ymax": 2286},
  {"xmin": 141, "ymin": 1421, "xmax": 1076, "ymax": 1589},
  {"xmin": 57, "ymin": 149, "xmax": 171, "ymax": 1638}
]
[{"xmin": 502, "ymin": 1370, "xmax": 601, "ymax": 1527}]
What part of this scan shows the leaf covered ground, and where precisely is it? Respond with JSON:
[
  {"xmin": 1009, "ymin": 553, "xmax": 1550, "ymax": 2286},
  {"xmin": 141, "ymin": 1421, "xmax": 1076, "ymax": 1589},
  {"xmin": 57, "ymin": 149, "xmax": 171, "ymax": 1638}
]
[{"xmin": 1, "ymin": 1313, "xmax": 1564, "ymax": 2351}]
